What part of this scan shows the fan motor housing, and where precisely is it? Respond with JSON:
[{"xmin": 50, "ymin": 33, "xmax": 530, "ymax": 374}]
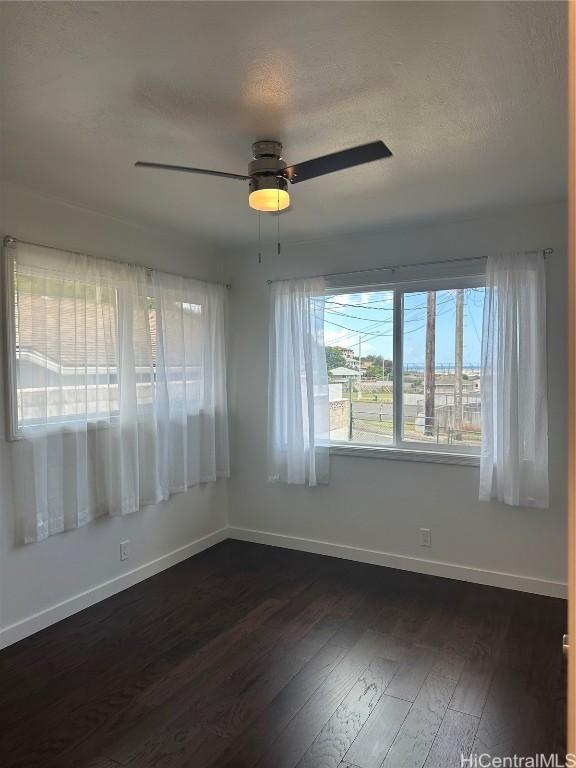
[{"xmin": 249, "ymin": 140, "xmax": 287, "ymax": 195}]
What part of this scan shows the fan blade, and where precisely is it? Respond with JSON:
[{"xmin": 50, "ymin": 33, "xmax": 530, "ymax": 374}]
[
  {"xmin": 281, "ymin": 141, "xmax": 392, "ymax": 184},
  {"xmin": 135, "ymin": 161, "xmax": 250, "ymax": 181}
]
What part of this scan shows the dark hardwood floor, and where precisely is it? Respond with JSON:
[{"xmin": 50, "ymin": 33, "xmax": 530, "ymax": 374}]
[{"xmin": 0, "ymin": 540, "xmax": 566, "ymax": 768}]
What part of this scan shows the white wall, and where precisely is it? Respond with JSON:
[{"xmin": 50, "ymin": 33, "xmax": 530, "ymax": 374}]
[
  {"xmin": 0, "ymin": 183, "xmax": 230, "ymax": 646},
  {"xmin": 0, "ymin": 190, "xmax": 567, "ymax": 649},
  {"xmin": 227, "ymin": 201, "xmax": 568, "ymax": 598}
]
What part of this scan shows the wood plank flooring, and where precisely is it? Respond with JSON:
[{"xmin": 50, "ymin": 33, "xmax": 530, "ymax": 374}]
[{"xmin": 0, "ymin": 540, "xmax": 566, "ymax": 768}]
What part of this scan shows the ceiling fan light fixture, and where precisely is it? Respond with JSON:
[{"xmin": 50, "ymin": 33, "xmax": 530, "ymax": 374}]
[
  {"xmin": 248, "ymin": 174, "xmax": 290, "ymax": 212},
  {"xmin": 249, "ymin": 187, "xmax": 290, "ymax": 212},
  {"xmin": 136, "ymin": 140, "xmax": 392, "ymax": 215}
]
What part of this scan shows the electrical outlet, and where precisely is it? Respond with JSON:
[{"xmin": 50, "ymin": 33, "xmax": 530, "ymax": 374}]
[
  {"xmin": 120, "ymin": 540, "xmax": 130, "ymax": 561},
  {"xmin": 419, "ymin": 528, "xmax": 432, "ymax": 547}
]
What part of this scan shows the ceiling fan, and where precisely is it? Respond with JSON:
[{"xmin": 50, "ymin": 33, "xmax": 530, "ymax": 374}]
[{"xmin": 135, "ymin": 139, "xmax": 392, "ymax": 213}]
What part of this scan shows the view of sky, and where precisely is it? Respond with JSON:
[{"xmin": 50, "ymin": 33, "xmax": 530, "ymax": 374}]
[{"xmin": 324, "ymin": 288, "xmax": 485, "ymax": 368}]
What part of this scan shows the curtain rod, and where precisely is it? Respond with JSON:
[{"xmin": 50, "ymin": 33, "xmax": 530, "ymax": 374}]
[
  {"xmin": 265, "ymin": 249, "xmax": 553, "ymax": 285},
  {"xmin": 3, "ymin": 235, "xmax": 232, "ymax": 290}
]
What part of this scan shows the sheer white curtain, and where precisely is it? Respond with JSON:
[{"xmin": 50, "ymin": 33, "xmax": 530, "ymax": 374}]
[
  {"xmin": 152, "ymin": 270, "xmax": 229, "ymax": 496},
  {"xmin": 267, "ymin": 277, "xmax": 330, "ymax": 485},
  {"xmin": 8, "ymin": 241, "xmax": 228, "ymax": 543},
  {"xmin": 479, "ymin": 252, "xmax": 548, "ymax": 508}
]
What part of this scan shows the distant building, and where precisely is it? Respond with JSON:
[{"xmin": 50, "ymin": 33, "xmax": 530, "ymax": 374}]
[
  {"xmin": 335, "ymin": 347, "xmax": 360, "ymax": 369},
  {"xmin": 340, "ymin": 348, "xmax": 355, "ymax": 361},
  {"xmin": 329, "ymin": 367, "xmax": 361, "ymax": 378}
]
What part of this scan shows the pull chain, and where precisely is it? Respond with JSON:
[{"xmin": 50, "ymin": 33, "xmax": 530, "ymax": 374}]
[
  {"xmin": 258, "ymin": 213, "xmax": 262, "ymax": 264},
  {"xmin": 277, "ymin": 188, "xmax": 281, "ymax": 256}
]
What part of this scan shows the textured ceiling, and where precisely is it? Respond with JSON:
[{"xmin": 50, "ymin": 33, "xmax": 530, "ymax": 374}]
[{"xmin": 0, "ymin": 1, "xmax": 568, "ymax": 245}]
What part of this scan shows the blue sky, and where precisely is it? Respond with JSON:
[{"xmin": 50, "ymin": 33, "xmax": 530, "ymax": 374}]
[{"xmin": 324, "ymin": 288, "xmax": 485, "ymax": 367}]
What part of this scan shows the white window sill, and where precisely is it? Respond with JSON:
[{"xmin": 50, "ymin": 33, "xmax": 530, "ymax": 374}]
[{"xmin": 329, "ymin": 443, "xmax": 480, "ymax": 466}]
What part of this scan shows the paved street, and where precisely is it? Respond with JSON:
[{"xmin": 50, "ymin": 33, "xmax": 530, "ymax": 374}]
[{"xmin": 351, "ymin": 400, "xmax": 393, "ymax": 421}]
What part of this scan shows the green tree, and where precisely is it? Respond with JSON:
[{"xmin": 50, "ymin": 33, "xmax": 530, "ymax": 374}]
[
  {"xmin": 325, "ymin": 346, "xmax": 348, "ymax": 371},
  {"xmin": 362, "ymin": 355, "xmax": 393, "ymax": 379}
]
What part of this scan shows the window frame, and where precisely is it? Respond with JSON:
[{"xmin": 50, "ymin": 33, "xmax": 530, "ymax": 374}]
[{"xmin": 324, "ymin": 271, "xmax": 485, "ymax": 465}]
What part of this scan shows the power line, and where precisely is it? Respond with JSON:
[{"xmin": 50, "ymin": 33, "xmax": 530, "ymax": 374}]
[
  {"xmin": 324, "ymin": 299, "xmax": 456, "ymax": 339},
  {"xmin": 325, "ymin": 294, "xmax": 457, "ymax": 313},
  {"xmin": 324, "ymin": 295, "xmax": 457, "ymax": 338},
  {"xmin": 324, "ymin": 293, "xmax": 472, "ymax": 348},
  {"xmin": 324, "ymin": 310, "xmax": 393, "ymax": 324}
]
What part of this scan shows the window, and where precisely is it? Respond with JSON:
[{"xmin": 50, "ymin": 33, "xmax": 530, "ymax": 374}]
[
  {"xmin": 324, "ymin": 277, "xmax": 485, "ymax": 457},
  {"xmin": 4, "ymin": 239, "xmax": 230, "ymax": 543},
  {"xmin": 10, "ymin": 259, "xmax": 124, "ymax": 430},
  {"xmin": 4, "ymin": 241, "xmax": 220, "ymax": 440}
]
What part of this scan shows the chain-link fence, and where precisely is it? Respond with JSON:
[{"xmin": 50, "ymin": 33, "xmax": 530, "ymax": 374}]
[{"xmin": 345, "ymin": 406, "xmax": 480, "ymax": 447}]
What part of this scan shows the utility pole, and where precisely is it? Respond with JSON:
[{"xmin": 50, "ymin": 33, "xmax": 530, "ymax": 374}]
[
  {"xmin": 424, "ymin": 292, "xmax": 436, "ymax": 436},
  {"xmin": 358, "ymin": 334, "xmax": 362, "ymax": 400},
  {"xmin": 454, "ymin": 289, "xmax": 464, "ymax": 441},
  {"xmin": 348, "ymin": 375, "xmax": 353, "ymax": 440}
]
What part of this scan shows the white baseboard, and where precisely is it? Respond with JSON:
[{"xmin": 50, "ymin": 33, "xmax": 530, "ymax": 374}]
[
  {"xmin": 1, "ymin": 524, "xmax": 566, "ymax": 649},
  {"xmin": 228, "ymin": 526, "xmax": 568, "ymax": 599},
  {"xmin": 0, "ymin": 527, "xmax": 228, "ymax": 649}
]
